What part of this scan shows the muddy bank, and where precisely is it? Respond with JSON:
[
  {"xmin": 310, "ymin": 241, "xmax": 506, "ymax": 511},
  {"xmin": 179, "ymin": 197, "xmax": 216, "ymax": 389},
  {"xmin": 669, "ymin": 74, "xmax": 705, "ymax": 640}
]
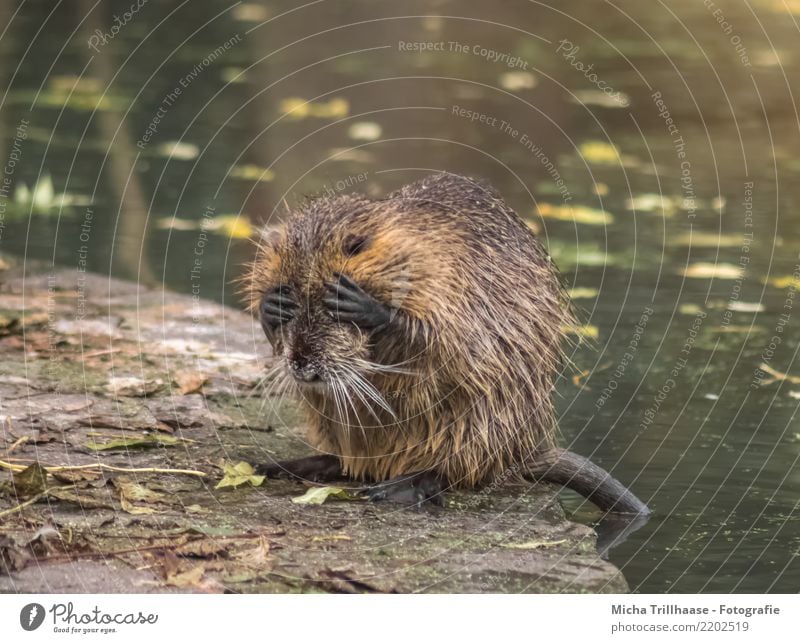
[{"xmin": 0, "ymin": 261, "xmax": 627, "ymax": 593}]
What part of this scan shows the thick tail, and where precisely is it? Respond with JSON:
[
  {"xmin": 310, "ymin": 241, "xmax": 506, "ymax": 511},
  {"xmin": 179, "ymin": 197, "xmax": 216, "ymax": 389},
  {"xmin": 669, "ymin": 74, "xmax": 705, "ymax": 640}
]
[{"xmin": 526, "ymin": 448, "xmax": 650, "ymax": 515}]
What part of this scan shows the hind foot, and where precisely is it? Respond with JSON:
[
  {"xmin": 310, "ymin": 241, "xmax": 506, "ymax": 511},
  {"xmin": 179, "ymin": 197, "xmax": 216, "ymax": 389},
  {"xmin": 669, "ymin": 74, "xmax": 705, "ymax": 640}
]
[
  {"xmin": 255, "ymin": 454, "xmax": 344, "ymax": 483},
  {"xmin": 362, "ymin": 471, "xmax": 445, "ymax": 508}
]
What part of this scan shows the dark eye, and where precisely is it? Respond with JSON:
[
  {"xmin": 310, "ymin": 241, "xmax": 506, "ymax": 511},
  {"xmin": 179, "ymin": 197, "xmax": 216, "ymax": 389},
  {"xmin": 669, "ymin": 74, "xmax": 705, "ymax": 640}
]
[{"xmin": 343, "ymin": 234, "xmax": 369, "ymax": 256}]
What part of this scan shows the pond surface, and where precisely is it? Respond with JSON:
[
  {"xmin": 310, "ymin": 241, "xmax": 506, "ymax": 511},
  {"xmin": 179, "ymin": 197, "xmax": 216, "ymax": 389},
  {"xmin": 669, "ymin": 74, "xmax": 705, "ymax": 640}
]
[{"xmin": 1, "ymin": 0, "xmax": 799, "ymax": 592}]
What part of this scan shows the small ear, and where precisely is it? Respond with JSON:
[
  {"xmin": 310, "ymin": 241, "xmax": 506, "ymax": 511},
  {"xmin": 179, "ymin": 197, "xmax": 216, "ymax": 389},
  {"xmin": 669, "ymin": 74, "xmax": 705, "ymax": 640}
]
[
  {"xmin": 258, "ymin": 225, "xmax": 284, "ymax": 252},
  {"xmin": 343, "ymin": 233, "xmax": 370, "ymax": 256}
]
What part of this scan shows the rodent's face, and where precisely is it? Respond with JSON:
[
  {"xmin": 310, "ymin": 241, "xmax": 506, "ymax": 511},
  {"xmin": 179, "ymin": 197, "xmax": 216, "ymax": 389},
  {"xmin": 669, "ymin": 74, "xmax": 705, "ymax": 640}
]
[{"xmin": 247, "ymin": 198, "xmax": 410, "ymax": 396}]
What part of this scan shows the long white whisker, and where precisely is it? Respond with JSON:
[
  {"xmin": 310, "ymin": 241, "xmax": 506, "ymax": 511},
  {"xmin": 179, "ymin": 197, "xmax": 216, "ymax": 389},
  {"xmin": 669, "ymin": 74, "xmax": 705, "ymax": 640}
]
[{"xmin": 342, "ymin": 367, "xmax": 398, "ymax": 424}]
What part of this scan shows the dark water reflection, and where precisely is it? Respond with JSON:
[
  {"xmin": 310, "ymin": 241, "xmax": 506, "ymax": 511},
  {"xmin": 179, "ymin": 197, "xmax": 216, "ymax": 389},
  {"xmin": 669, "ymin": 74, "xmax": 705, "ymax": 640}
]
[{"xmin": 1, "ymin": 0, "xmax": 799, "ymax": 592}]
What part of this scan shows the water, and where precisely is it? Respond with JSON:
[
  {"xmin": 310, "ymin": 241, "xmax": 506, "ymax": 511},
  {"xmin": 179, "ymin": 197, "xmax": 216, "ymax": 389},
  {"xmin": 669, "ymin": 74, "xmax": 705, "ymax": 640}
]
[{"xmin": 1, "ymin": 0, "xmax": 799, "ymax": 592}]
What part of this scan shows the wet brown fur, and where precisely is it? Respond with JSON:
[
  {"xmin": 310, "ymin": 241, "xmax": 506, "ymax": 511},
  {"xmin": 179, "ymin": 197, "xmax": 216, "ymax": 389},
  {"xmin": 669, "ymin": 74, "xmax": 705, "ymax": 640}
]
[{"xmin": 244, "ymin": 173, "xmax": 575, "ymax": 488}]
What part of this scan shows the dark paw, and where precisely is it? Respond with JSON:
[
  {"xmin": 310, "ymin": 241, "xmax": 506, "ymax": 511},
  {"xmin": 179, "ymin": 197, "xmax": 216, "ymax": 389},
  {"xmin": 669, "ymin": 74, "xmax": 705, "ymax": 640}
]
[
  {"xmin": 260, "ymin": 285, "xmax": 296, "ymax": 330},
  {"xmin": 255, "ymin": 455, "xmax": 343, "ymax": 483},
  {"xmin": 362, "ymin": 471, "xmax": 445, "ymax": 508},
  {"xmin": 323, "ymin": 272, "xmax": 392, "ymax": 331}
]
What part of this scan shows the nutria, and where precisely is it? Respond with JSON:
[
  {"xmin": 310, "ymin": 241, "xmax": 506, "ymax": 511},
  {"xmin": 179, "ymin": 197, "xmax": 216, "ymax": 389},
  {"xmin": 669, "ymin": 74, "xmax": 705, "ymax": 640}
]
[{"xmin": 244, "ymin": 173, "xmax": 649, "ymax": 515}]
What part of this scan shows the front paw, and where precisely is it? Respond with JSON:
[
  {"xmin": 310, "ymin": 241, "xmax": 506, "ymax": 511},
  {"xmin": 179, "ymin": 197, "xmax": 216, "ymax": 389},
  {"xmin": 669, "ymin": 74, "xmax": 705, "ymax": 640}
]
[
  {"xmin": 260, "ymin": 284, "xmax": 296, "ymax": 331},
  {"xmin": 362, "ymin": 471, "xmax": 445, "ymax": 508},
  {"xmin": 323, "ymin": 272, "xmax": 392, "ymax": 331}
]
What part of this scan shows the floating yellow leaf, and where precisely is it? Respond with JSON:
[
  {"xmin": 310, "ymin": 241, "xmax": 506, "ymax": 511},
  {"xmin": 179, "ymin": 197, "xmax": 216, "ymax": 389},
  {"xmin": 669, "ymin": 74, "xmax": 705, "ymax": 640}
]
[
  {"xmin": 221, "ymin": 67, "xmax": 247, "ymax": 84},
  {"xmin": 328, "ymin": 147, "xmax": 375, "ymax": 163},
  {"xmin": 765, "ymin": 275, "xmax": 800, "ymax": 289},
  {"xmin": 348, "ymin": 122, "xmax": 382, "ymax": 141},
  {"xmin": 755, "ymin": 363, "xmax": 800, "ymax": 386},
  {"xmin": 564, "ymin": 324, "xmax": 599, "ymax": 339},
  {"xmin": 499, "ymin": 71, "xmax": 537, "ymax": 91},
  {"xmin": 728, "ymin": 301, "xmax": 764, "ymax": 313},
  {"xmin": 567, "ymin": 287, "xmax": 599, "ymax": 299},
  {"xmin": 579, "ymin": 140, "xmax": 620, "ymax": 164},
  {"xmin": 216, "ymin": 461, "xmax": 265, "ymax": 489},
  {"xmin": 232, "ymin": 3, "xmax": 271, "ymax": 22},
  {"xmin": 679, "ymin": 303, "xmax": 704, "ymax": 316},
  {"xmin": 625, "ymin": 194, "xmax": 678, "ymax": 216},
  {"xmin": 681, "ymin": 263, "xmax": 744, "ymax": 280},
  {"xmin": 156, "ymin": 217, "xmax": 197, "ymax": 231},
  {"xmin": 155, "ymin": 215, "xmax": 253, "ymax": 239},
  {"xmin": 571, "ymin": 89, "xmax": 629, "ymax": 109},
  {"xmin": 537, "ymin": 203, "xmax": 613, "ymax": 226},
  {"xmin": 208, "ymin": 215, "xmax": 253, "ymax": 239},
  {"xmin": 230, "ymin": 164, "xmax": 274, "ymax": 182},
  {"xmin": 279, "ymin": 97, "xmax": 349, "ymax": 120},
  {"xmin": 671, "ymin": 232, "xmax": 743, "ymax": 247},
  {"xmin": 156, "ymin": 141, "xmax": 199, "ymax": 160}
]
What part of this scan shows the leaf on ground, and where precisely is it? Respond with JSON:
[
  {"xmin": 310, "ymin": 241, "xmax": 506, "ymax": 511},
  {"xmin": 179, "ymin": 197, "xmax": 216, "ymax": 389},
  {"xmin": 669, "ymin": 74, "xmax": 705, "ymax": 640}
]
[
  {"xmin": 537, "ymin": 203, "xmax": 613, "ymax": 226},
  {"xmin": 291, "ymin": 486, "xmax": 359, "ymax": 505},
  {"xmin": 172, "ymin": 370, "xmax": 208, "ymax": 395},
  {"xmin": 105, "ymin": 376, "xmax": 165, "ymax": 397},
  {"xmin": 160, "ymin": 552, "xmax": 223, "ymax": 592},
  {"xmin": 112, "ymin": 477, "xmax": 169, "ymax": 515},
  {"xmin": 12, "ymin": 463, "xmax": 48, "ymax": 498},
  {"xmin": 85, "ymin": 434, "xmax": 182, "ymax": 451},
  {"xmin": 48, "ymin": 486, "xmax": 115, "ymax": 510},
  {"xmin": 215, "ymin": 461, "xmax": 265, "ymax": 490},
  {"xmin": 175, "ymin": 538, "xmax": 230, "ymax": 559},
  {"xmin": 311, "ymin": 534, "xmax": 351, "ymax": 542},
  {"xmin": 504, "ymin": 538, "xmax": 567, "ymax": 549},
  {"xmin": 0, "ymin": 534, "xmax": 28, "ymax": 573},
  {"xmin": 233, "ymin": 536, "xmax": 271, "ymax": 567}
]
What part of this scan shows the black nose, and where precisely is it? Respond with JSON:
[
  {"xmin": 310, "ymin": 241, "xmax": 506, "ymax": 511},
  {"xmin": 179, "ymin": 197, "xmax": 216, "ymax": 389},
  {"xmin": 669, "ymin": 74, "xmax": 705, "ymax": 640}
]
[{"xmin": 289, "ymin": 355, "xmax": 320, "ymax": 383}]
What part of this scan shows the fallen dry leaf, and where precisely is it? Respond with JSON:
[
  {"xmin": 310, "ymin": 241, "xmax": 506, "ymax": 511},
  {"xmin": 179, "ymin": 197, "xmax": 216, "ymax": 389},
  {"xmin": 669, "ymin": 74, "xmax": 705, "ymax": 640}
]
[
  {"xmin": 215, "ymin": 461, "xmax": 265, "ymax": 490},
  {"xmin": 112, "ymin": 477, "xmax": 170, "ymax": 515},
  {"xmin": 85, "ymin": 434, "xmax": 182, "ymax": 451},
  {"xmin": 172, "ymin": 370, "xmax": 208, "ymax": 395},
  {"xmin": 105, "ymin": 376, "xmax": 165, "ymax": 397},
  {"xmin": 10, "ymin": 463, "xmax": 48, "ymax": 498},
  {"xmin": 291, "ymin": 486, "xmax": 360, "ymax": 505},
  {"xmin": 503, "ymin": 538, "xmax": 567, "ymax": 549},
  {"xmin": 233, "ymin": 536, "xmax": 271, "ymax": 567}
]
